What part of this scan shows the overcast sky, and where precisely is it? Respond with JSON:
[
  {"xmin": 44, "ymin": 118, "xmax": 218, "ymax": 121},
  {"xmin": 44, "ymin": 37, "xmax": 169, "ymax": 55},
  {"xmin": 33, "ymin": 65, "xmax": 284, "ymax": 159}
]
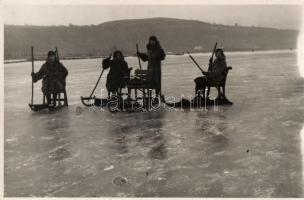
[{"xmin": 4, "ymin": 5, "xmax": 303, "ymax": 30}]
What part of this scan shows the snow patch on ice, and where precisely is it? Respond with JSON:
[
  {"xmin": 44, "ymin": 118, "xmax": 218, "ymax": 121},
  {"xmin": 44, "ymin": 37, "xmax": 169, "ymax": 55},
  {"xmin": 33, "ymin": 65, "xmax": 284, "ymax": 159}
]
[{"xmin": 104, "ymin": 165, "xmax": 114, "ymax": 171}]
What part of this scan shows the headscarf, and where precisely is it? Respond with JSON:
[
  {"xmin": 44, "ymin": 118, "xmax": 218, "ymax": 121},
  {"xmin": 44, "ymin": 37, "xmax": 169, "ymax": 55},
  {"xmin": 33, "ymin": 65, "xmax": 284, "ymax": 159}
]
[
  {"xmin": 147, "ymin": 35, "xmax": 161, "ymax": 50},
  {"xmin": 113, "ymin": 50, "xmax": 124, "ymax": 60},
  {"xmin": 215, "ymin": 48, "xmax": 226, "ymax": 60}
]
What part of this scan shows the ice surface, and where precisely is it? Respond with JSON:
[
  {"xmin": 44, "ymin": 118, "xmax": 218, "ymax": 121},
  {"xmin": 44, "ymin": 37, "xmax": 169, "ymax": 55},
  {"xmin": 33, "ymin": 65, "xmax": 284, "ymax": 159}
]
[{"xmin": 4, "ymin": 51, "xmax": 304, "ymax": 197}]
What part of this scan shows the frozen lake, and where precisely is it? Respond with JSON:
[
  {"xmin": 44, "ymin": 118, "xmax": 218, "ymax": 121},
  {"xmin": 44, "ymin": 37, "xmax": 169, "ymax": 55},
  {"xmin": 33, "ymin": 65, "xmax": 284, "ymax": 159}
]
[{"xmin": 4, "ymin": 50, "xmax": 304, "ymax": 197}]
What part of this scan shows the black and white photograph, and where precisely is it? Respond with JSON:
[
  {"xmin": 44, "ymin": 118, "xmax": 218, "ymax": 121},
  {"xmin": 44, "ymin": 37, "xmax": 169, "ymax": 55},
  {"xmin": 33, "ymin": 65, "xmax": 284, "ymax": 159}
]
[{"xmin": 2, "ymin": 0, "xmax": 304, "ymax": 198}]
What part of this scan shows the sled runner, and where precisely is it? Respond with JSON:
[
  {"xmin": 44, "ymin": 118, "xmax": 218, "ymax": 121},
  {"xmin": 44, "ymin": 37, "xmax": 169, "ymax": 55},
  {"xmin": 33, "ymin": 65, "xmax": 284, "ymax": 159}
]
[{"xmin": 81, "ymin": 67, "xmax": 105, "ymax": 107}]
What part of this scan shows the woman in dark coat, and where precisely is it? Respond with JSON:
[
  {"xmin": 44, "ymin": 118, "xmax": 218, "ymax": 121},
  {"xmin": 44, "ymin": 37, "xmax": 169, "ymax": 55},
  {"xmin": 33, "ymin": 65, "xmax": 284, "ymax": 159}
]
[
  {"xmin": 102, "ymin": 51, "xmax": 131, "ymax": 96},
  {"xmin": 31, "ymin": 50, "xmax": 68, "ymax": 106},
  {"xmin": 137, "ymin": 36, "xmax": 166, "ymax": 96},
  {"xmin": 194, "ymin": 48, "xmax": 227, "ymax": 98}
]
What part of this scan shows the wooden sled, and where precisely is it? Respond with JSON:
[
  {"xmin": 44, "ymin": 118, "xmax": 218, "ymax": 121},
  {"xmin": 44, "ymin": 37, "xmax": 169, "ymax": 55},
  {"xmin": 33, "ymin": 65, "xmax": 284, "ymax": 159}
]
[
  {"xmin": 29, "ymin": 90, "xmax": 68, "ymax": 112},
  {"xmin": 29, "ymin": 46, "xmax": 68, "ymax": 112},
  {"xmin": 81, "ymin": 96, "xmax": 108, "ymax": 107}
]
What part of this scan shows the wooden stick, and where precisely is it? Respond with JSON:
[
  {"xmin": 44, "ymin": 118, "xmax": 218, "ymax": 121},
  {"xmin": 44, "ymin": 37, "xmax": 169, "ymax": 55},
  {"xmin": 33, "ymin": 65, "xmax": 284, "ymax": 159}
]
[
  {"xmin": 31, "ymin": 46, "xmax": 34, "ymax": 105},
  {"xmin": 55, "ymin": 46, "xmax": 59, "ymax": 62},
  {"xmin": 89, "ymin": 69, "xmax": 105, "ymax": 98},
  {"xmin": 136, "ymin": 44, "xmax": 142, "ymax": 70},
  {"xmin": 189, "ymin": 55, "xmax": 204, "ymax": 73},
  {"xmin": 208, "ymin": 42, "xmax": 217, "ymax": 71},
  {"xmin": 211, "ymin": 42, "xmax": 218, "ymax": 60}
]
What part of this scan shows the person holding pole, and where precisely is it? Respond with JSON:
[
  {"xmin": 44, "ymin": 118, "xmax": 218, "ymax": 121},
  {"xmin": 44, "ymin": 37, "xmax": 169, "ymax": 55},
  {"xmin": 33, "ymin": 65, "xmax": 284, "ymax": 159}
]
[
  {"xmin": 137, "ymin": 36, "xmax": 166, "ymax": 97},
  {"xmin": 194, "ymin": 48, "xmax": 227, "ymax": 99},
  {"xmin": 102, "ymin": 50, "xmax": 132, "ymax": 97},
  {"xmin": 31, "ymin": 50, "xmax": 68, "ymax": 107}
]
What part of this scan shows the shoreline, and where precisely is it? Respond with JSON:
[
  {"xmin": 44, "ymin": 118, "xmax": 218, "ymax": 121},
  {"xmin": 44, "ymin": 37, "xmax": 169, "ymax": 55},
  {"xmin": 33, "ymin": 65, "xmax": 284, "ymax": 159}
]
[{"xmin": 4, "ymin": 48, "xmax": 296, "ymax": 65}]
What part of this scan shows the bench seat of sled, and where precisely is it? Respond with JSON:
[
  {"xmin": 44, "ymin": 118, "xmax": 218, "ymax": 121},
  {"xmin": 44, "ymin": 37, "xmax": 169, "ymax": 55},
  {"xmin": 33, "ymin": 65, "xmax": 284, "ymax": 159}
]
[{"xmin": 127, "ymin": 83, "xmax": 157, "ymax": 98}]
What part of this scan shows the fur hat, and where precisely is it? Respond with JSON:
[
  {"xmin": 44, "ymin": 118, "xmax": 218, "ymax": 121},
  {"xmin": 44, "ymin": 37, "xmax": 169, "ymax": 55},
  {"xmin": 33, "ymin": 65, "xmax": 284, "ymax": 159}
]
[
  {"xmin": 113, "ymin": 50, "xmax": 124, "ymax": 59},
  {"xmin": 47, "ymin": 51, "xmax": 56, "ymax": 57}
]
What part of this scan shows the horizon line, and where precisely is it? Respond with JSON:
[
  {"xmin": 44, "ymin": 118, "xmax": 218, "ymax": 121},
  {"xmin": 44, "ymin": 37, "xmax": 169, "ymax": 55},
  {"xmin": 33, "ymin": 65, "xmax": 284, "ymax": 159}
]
[{"xmin": 3, "ymin": 17, "xmax": 300, "ymax": 31}]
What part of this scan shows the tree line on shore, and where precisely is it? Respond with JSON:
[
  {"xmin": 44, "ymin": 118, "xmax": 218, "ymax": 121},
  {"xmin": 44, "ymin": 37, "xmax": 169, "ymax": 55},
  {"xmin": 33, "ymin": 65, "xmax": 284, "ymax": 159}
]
[{"xmin": 4, "ymin": 17, "xmax": 299, "ymax": 60}]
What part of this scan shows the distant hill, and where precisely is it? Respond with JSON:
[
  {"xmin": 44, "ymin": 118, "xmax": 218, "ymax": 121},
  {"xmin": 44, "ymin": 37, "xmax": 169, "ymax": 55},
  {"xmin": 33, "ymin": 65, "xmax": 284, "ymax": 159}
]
[{"xmin": 4, "ymin": 17, "xmax": 299, "ymax": 60}]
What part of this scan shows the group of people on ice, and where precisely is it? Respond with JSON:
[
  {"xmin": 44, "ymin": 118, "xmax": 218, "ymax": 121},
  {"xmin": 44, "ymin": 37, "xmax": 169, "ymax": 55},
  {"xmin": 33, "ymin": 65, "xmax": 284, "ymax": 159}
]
[{"xmin": 31, "ymin": 35, "xmax": 231, "ymax": 110}]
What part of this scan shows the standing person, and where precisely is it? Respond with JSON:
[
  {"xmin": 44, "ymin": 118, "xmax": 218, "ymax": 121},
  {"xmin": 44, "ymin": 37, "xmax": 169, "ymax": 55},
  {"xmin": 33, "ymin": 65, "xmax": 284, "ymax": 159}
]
[
  {"xmin": 137, "ymin": 36, "xmax": 166, "ymax": 96},
  {"xmin": 31, "ymin": 50, "xmax": 68, "ymax": 106},
  {"xmin": 102, "ymin": 50, "xmax": 132, "ymax": 97},
  {"xmin": 194, "ymin": 48, "xmax": 227, "ymax": 99}
]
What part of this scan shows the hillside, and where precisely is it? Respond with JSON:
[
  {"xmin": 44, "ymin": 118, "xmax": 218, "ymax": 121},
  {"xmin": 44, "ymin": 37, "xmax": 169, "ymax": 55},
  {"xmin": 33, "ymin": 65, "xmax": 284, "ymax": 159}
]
[{"xmin": 4, "ymin": 17, "xmax": 299, "ymax": 60}]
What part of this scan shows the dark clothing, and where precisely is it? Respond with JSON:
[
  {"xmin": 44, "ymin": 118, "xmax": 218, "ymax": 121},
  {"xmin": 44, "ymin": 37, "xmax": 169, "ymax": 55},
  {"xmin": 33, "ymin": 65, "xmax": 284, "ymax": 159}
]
[
  {"xmin": 138, "ymin": 44, "xmax": 165, "ymax": 95},
  {"xmin": 194, "ymin": 76, "xmax": 208, "ymax": 93},
  {"xmin": 102, "ymin": 57, "xmax": 129, "ymax": 93},
  {"xmin": 32, "ymin": 61, "xmax": 68, "ymax": 94},
  {"xmin": 205, "ymin": 58, "xmax": 227, "ymax": 85},
  {"xmin": 194, "ymin": 58, "xmax": 227, "ymax": 95}
]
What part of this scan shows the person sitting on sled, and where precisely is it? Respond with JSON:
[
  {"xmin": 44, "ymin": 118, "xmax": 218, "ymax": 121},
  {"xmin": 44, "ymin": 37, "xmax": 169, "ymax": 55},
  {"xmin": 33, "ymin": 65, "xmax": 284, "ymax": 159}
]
[
  {"xmin": 137, "ymin": 36, "xmax": 166, "ymax": 97},
  {"xmin": 102, "ymin": 50, "xmax": 132, "ymax": 97},
  {"xmin": 194, "ymin": 48, "xmax": 227, "ymax": 99},
  {"xmin": 31, "ymin": 50, "xmax": 68, "ymax": 106}
]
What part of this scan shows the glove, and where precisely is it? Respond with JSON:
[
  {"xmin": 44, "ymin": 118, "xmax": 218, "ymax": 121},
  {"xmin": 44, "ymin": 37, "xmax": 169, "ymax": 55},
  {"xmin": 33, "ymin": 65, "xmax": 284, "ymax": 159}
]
[
  {"xmin": 102, "ymin": 61, "xmax": 108, "ymax": 69},
  {"xmin": 209, "ymin": 57, "xmax": 213, "ymax": 64},
  {"xmin": 102, "ymin": 57, "xmax": 111, "ymax": 69},
  {"xmin": 31, "ymin": 72, "xmax": 35, "ymax": 81}
]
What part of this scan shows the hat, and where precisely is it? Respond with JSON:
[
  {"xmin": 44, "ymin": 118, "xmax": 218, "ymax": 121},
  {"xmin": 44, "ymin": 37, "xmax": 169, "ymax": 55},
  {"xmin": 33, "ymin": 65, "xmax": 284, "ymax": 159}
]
[
  {"xmin": 113, "ymin": 50, "xmax": 124, "ymax": 58},
  {"xmin": 47, "ymin": 51, "xmax": 56, "ymax": 57},
  {"xmin": 149, "ymin": 35, "xmax": 158, "ymax": 42},
  {"xmin": 215, "ymin": 48, "xmax": 224, "ymax": 53}
]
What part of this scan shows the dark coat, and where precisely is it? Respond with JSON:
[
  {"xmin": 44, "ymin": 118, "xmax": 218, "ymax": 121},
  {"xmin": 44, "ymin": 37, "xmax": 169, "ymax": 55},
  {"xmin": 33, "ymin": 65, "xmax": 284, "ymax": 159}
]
[
  {"xmin": 205, "ymin": 58, "xmax": 227, "ymax": 85},
  {"xmin": 33, "ymin": 61, "xmax": 68, "ymax": 94},
  {"xmin": 102, "ymin": 57, "xmax": 129, "ymax": 92},
  {"xmin": 138, "ymin": 44, "xmax": 165, "ymax": 91}
]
